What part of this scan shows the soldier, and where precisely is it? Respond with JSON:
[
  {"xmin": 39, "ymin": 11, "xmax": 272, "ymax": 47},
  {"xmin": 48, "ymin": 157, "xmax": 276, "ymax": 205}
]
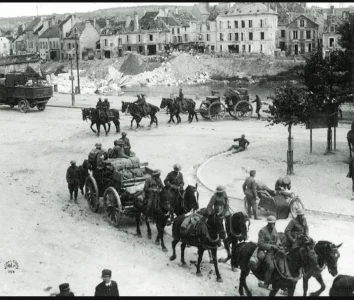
[
  {"xmin": 103, "ymin": 98, "xmax": 110, "ymax": 120},
  {"xmin": 118, "ymin": 132, "xmax": 131, "ymax": 156},
  {"xmin": 242, "ymin": 170, "xmax": 261, "ymax": 220},
  {"xmin": 256, "ymin": 181, "xmax": 276, "ymax": 201},
  {"xmin": 164, "ymin": 164, "xmax": 184, "ymax": 192},
  {"xmin": 144, "ymin": 169, "xmax": 164, "ymax": 223},
  {"xmin": 284, "ymin": 208, "xmax": 309, "ymax": 249},
  {"xmin": 258, "ymin": 216, "xmax": 283, "ymax": 290},
  {"xmin": 56, "ymin": 283, "xmax": 75, "ymax": 297},
  {"xmin": 274, "ymin": 176, "xmax": 292, "ymax": 198},
  {"xmin": 227, "ymin": 134, "xmax": 250, "ymax": 155},
  {"xmin": 94, "ymin": 269, "xmax": 119, "ymax": 296},
  {"xmin": 112, "ymin": 140, "xmax": 129, "ymax": 159},
  {"xmin": 133, "ymin": 94, "xmax": 148, "ymax": 117},
  {"xmin": 177, "ymin": 88, "xmax": 184, "ymax": 111},
  {"xmin": 66, "ymin": 160, "xmax": 80, "ymax": 202},
  {"xmin": 346, "ymin": 156, "xmax": 354, "ymax": 200},
  {"xmin": 96, "ymin": 98, "xmax": 103, "ymax": 109},
  {"xmin": 252, "ymin": 95, "xmax": 262, "ymax": 120}
]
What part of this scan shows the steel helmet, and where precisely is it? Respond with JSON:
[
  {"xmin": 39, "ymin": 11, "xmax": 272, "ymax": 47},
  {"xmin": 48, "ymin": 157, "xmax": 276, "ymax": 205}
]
[
  {"xmin": 95, "ymin": 142, "xmax": 102, "ymax": 148},
  {"xmin": 283, "ymin": 176, "xmax": 291, "ymax": 185},
  {"xmin": 122, "ymin": 132, "xmax": 127, "ymax": 136},
  {"xmin": 215, "ymin": 185, "xmax": 225, "ymax": 193},
  {"xmin": 70, "ymin": 160, "xmax": 76, "ymax": 165},
  {"xmin": 267, "ymin": 216, "xmax": 277, "ymax": 223},
  {"xmin": 296, "ymin": 208, "xmax": 305, "ymax": 215},
  {"xmin": 152, "ymin": 169, "xmax": 161, "ymax": 176},
  {"xmin": 173, "ymin": 164, "xmax": 181, "ymax": 171},
  {"xmin": 117, "ymin": 140, "xmax": 124, "ymax": 145}
]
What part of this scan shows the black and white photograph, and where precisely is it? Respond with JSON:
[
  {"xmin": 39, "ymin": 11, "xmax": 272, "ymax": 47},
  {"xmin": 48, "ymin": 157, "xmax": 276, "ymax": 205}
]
[{"xmin": 1, "ymin": 1, "xmax": 354, "ymax": 296}]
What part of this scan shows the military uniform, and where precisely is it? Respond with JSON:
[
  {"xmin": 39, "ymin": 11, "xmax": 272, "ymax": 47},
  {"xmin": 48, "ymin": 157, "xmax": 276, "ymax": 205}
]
[
  {"xmin": 144, "ymin": 174, "xmax": 164, "ymax": 221},
  {"xmin": 56, "ymin": 283, "xmax": 74, "ymax": 297},
  {"xmin": 252, "ymin": 96, "xmax": 262, "ymax": 119},
  {"xmin": 78, "ymin": 161, "xmax": 89, "ymax": 195},
  {"xmin": 285, "ymin": 217, "xmax": 309, "ymax": 249},
  {"xmin": 229, "ymin": 137, "xmax": 250, "ymax": 152},
  {"xmin": 118, "ymin": 136, "xmax": 131, "ymax": 156},
  {"xmin": 275, "ymin": 177, "xmax": 292, "ymax": 198},
  {"xmin": 206, "ymin": 190, "xmax": 229, "ymax": 239},
  {"xmin": 243, "ymin": 176, "xmax": 259, "ymax": 219},
  {"xmin": 95, "ymin": 281, "xmax": 119, "ymax": 296},
  {"xmin": 164, "ymin": 171, "xmax": 184, "ymax": 191},
  {"xmin": 112, "ymin": 145, "xmax": 129, "ymax": 159},
  {"xmin": 134, "ymin": 95, "xmax": 148, "ymax": 116},
  {"xmin": 258, "ymin": 225, "xmax": 282, "ymax": 286},
  {"xmin": 66, "ymin": 164, "xmax": 80, "ymax": 201}
]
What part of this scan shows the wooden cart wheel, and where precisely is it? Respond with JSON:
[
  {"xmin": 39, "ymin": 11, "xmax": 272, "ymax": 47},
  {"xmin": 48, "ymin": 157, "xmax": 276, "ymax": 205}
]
[
  {"xmin": 18, "ymin": 99, "xmax": 29, "ymax": 113},
  {"xmin": 103, "ymin": 187, "xmax": 122, "ymax": 227},
  {"xmin": 290, "ymin": 197, "xmax": 305, "ymax": 219},
  {"xmin": 85, "ymin": 175, "xmax": 100, "ymax": 212},
  {"xmin": 234, "ymin": 100, "xmax": 253, "ymax": 120},
  {"xmin": 37, "ymin": 104, "xmax": 46, "ymax": 111},
  {"xmin": 208, "ymin": 101, "xmax": 226, "ymax": 121},
  {"xmin": 199, "ymin": 102, "xmax": 210, "ymax": 119}
]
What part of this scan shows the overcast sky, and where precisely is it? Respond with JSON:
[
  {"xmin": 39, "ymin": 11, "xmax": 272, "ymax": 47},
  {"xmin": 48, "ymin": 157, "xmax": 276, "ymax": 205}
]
[{"xmin": 0, "ymin": 2, "xmax": 353, "ymax": 19}]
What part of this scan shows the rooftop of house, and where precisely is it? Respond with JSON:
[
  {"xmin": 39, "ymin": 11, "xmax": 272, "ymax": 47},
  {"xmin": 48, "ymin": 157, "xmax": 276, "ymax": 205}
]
[
  {"xmin": 24, "ymin": 17, "xmax": 41, "ymax": 32},
  {"xmin": 158, "ymin": 16, "xmax": 180, "ymax": 27},
  {"xmin": 171, "ymin": 11, "xmax": 197, "ymax": 26},
  {"xmin": 34, "ymin": 24, "xmax": 44, "ymax": 35},
  {"xmin": 288, "ymin": 14, "xmax": 320, "ymax": 27},
  {"xmin": 324, "ymin": 16, "xmax": 344, "ymax": 33},
  {"xmin": 59, "ymin": 15, "xmax": 72, "ymax": 27},
  {"xmin": 65, "ymin": 22, "xmax": 86, "ymax": 39},
  {"xmin": 38, "ymin": 24, "xmax": 60, "ymax": 39},
  {"xmin": 140, "ymin": 11, "xmax": 169, "ymax": 31},
  {"xmin": 227, "ymin": 2, "xmax": 276, "ymax": 16}
]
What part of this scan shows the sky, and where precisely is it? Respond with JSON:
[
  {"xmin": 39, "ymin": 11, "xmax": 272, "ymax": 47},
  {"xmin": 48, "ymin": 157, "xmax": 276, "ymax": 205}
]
[{"xmin": 0, "ymin": 2, "xmax": 353, "ymax": 19}]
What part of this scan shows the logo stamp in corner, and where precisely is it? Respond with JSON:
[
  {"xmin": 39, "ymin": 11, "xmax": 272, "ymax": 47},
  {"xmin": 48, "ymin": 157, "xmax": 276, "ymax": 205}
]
[{"xmin": 4, "ymin": 260, "xmax": 19, "ymax": 274}]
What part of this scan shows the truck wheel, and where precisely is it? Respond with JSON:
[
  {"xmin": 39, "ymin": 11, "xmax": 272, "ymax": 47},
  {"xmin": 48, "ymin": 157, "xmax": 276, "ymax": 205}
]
[
  {"xmin": 37, "ymin": 104, "xmax": 46, "ymax": 111},
  {"xmin": 18, "ymin": 100, "xmax": 29, "ymax": 113}
]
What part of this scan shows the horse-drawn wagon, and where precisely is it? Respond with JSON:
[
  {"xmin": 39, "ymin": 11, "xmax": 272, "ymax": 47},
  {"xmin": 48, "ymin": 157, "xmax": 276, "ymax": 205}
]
[
  {"xmin": 199, "ymin": 88, "xmax": 253, "ymax": 121},
  {"xmin": 85, "ymin": 154, "xmax": 153, "ymax": 227},
  {"xmin": 0, "ymin": 73, "xmax": 53, "ymax": 113}
]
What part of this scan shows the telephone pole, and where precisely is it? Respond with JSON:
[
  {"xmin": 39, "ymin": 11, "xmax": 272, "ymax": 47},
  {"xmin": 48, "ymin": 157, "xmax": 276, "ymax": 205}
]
[
  {"xmin": 70, "ymin": 57, "xmax": 75, "ymax": 106},
  {"xmin": 75, "ymin": 32, "xmax": 80, "ymax": 94}
]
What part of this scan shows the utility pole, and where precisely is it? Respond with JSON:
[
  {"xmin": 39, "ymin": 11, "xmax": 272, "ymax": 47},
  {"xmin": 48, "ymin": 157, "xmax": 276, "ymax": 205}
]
[
  {"xmin": 75, "ymin": 32, "xmax": 80, "ymax": 94},
  {"xmin": 70, "ymin": 57, "xmax": 75, "ymax": 106}
]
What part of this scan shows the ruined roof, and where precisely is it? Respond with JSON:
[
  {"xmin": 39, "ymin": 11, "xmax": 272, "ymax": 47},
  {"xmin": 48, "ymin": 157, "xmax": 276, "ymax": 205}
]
[
  {"xmin": 65, "ymin": 22, "xmax": 85, "ymax": 39},
  {"xmin": 24, "ymin": 17, "xmax": 41, "ymax": 32},
  {"xmin": 227, "ymin": 2, "xmax": 276, "ymax": 16},
  {"xmin": 38, "ymin": 25, "xmax": 60, "ymax": 39},
  {"xmin": 59, "ymin": 15, "xmax": 72, "ymax": 27},
  {"xmin": 158, "ymin": 16, "xmax": 180, "ymax": 27},
  {"xmin": 323, "ymin": 16, "xmax": 344, "ymax": 33},
  {"xmin": 140, "ymin": 11, "xmax": 168, "ymax": 31},
  {"xmin": 34, "ymin": 24, "xmax": 43, "ymax": 34}
]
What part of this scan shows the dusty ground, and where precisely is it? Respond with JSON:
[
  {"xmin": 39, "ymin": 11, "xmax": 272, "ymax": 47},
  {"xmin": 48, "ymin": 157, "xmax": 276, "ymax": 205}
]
[{"xmin": 0, "ymin": 94, "xmax": 353, "ymax": 296}]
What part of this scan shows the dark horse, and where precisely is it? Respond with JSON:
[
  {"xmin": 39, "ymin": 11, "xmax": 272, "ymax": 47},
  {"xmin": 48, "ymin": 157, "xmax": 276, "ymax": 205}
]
[
  {"xmin": 233, "ymin": 235, "xmax": 321, "ymax": 296},
  {"xmin": 82, "ymin": 108, "xmax": 120, "ymax": 136},
  {"xmin": 302, "ymin": 240, "xmax": 342, "ymax": 296},
  {"xmin": 347, "ymin": 121, "xmax": 354, "ymax": 158},
  {"xmin": 169, "ymin": 208, "xmax": 225, "ymax": 282},
  {"xmin": 160, "ymin": 98, "xmax": 198, "ymax": 124},
  {"xmin": 329, "ymin": 275, "xmax": 354, "ymax": 296},
  {"xmin": 134, "ymin": 185, "xmax": 199, "ymax": 252},
  {"xmin": 121, "ymin": 101, "xmax": 159, "ymax": 128}
]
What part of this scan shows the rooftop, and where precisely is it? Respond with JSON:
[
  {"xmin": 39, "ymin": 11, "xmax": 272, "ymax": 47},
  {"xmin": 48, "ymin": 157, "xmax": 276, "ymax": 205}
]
[
  {"xmin": 38, "ymin": 25, "xmax": 60, "ymax": 39},
  {"xmin": 65, "ymin": 22, "xmax": 85, "ymax": 39},
  {"xmin": 227, "ymin": 2, "xmax": 276, "ymax": 16},
  {"xmin": 25, "ymin": 17, "xmax": 41, "ymax": 32}
]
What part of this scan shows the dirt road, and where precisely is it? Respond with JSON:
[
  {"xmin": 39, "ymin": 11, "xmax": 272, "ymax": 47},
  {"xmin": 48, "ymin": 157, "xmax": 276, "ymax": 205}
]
[{"xmin": 0, "ymin": 104, "xmax": 352, "ymax": 296}]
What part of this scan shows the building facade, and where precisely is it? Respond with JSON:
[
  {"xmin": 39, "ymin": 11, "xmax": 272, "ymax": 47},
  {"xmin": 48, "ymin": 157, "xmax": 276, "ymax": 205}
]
[
  {"xmin": 322, "ymin": 18, "xmax": 344, "ymax": 58},
  {"xmin": 38, "ymin": 25, "xmax": 60, "ymax": 61},
  {"xmin": 0, "ymin": 37, "xmax": 11, "ymax": 56},
  {"xmin": 216, "ymin": 3, "xmax": 278, "ymax": 55}
]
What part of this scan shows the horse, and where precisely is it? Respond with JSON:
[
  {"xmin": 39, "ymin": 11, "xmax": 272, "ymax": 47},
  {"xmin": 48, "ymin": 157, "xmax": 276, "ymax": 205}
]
[
  {"xmin": 217, "ymin": 212, "xmax": 250, "ymax": 270},
  {"xmin": 78, "ymin": 159, "xmax": 90, "ymax": 197},
  {"xmin": 160, "ymin": 98, "xmax": 198, "ymax": 124},
  {"xmin": 233, "ymin": 235, "xmax": 321, "ymax": 296},
  {"xmin": 82, "ymin": 108, "xmax": 120, "ymax": 137},
  {"xmin": 134, "ymin": 185, "xmax": 199, "ymax": 252},
  {"xmin": 302, "ymin": 240, "xmax": 342, "ymax": 296},
  {"xmin": 169, "ymin": 208, "xmax": 225, "ymax": 282},
  {"xmin": 329, "ymin": 275, "xmax": 354, "ymax": 296},
  {"xmin": 347, "ymin": 121, "xmax": 354, "ymax": 158},
  {"xmin": 121, "ymin": 101, "xmax": 159, "ymax": 128}
]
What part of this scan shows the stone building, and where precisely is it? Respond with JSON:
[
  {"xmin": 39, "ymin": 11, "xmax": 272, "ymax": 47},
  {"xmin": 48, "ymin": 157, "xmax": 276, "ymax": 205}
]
[
  {"xmin": 322, "ymin": 16, "xmax": 344, "ymax": 58},
  {"xmin": 0, "ymin": 36, "xmax": 11, "ymax": 56},
  {"xmin": 38, "ymin": 24, "xmax": 60, "ymax": 61}
]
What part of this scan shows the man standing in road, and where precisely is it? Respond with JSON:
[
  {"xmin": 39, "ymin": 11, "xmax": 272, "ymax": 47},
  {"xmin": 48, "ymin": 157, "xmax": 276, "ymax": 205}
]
[
  {"xmin": 227, "ymin": 134, "xmax": 250, "ymax": 155},
  {"xmin": 242, "ymin": 170, "xmax": 261, "ymax": 220},
  {"xmin": 252, "ymin": 95, "xmax": 262, "ymax": 120},
  {"xmin": 95, "ymin": 269, "xmax": 119, "ymax": 296},
  {"xmin": 66, "ymin": 160, "xmax": 80, "ymax": 203}
]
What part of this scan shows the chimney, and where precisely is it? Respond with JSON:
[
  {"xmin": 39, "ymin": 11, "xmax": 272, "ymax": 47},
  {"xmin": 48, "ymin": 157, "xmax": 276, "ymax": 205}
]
[
  {"xmin": 330, "ymin": 5, "xmax": 334, "ymax": 14},
  {"xmin": 164, "ymin": 8, "xmax": 169, "ymax": 16},
  {"xmin": 175, "ymin": 7, "xmax": 178, "ymax": 14},
  {"xmin": 134, "ymin": 12, "xmax": 139, "ymax": 31},
  {"xmin": 125, "ymin": 15, "xmax": 131, "ymax": 28},
  {"xmin": 106, "ymin": 19, "xmax": 109, "ymax": 27}
]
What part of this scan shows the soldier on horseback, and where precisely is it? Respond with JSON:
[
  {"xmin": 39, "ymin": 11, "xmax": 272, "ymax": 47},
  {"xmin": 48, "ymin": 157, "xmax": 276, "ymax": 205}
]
[
  {"xmin": 144, "ymin": 169, "xmax": 164, "ymax": 223},
  {"xmin": 133, "ymin": 94, "xmax": 148, "ymax": 117},
  {"xmin": 112, "ymin": 140, "xmax": 129, "ymax": 159},
  {"xmin": 258, "ymin": 216, "xmax": 283, "ymax": 290},
  {"xmin": 96, "ymin": 97, "xmax": 107, "ymax": 120},
  {"xmin": 284, "ymin": 208, "xmax": 309, "ymax": 250},
  {"xmin": 164, "ymin": 164, "xmax": 184, "ymax": 221},
  {"xmin": 175, "ymin": 88, "xmax": 184, "ymax": 112}
]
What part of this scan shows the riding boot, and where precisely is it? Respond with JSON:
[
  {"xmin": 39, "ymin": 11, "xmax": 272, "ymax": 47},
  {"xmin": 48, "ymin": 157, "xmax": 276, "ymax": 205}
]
[
  {"xmin": 247, "ymin": 203, "xmax": 253, "ymax": 218},
  {"xmin": 252, "ymin": 204, "xmax": 261, "ymax": 220},
  {"xmin": 70, "ymin": 191, "xmax": 73, "ymax": 201}
]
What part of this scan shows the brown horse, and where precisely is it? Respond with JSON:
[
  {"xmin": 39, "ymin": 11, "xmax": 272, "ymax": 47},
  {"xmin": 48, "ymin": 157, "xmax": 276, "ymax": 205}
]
[
  {"xmin": 82, "ymin": 108, "xmax": 120, "ymax": 136},
  {"xmin": 121, "ymin": 101, "xmax": 159, "ymax": 128},
  {"xmin": 160, "ymin": 98, "xmax": 198, "ymax": 124}
]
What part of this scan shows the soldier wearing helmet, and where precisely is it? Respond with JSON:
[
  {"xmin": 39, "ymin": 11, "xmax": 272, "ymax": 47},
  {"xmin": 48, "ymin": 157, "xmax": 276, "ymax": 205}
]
[
  {"xmin": 227, "ymin": 134, "xmax": 250, "ymax": 155},
  {"xmin": 118, "ymin": 132, "xmax": 131, "ymax": 156},
  {"xmin": 275, "ymin": 176, "xmax": 292, "ymax": 198},
  {"xmin": 243, "ymin": 170, "xmax": 261, "ymax": 220},
  {"xmin": 207, "ymin": 185, "xmax": 230, "ymax": 217},
  {"xmin": 133, "ymin": 93, "xmax": 148, "ymax": 117},
  {"xmin": 96, "ymin": 98, "xmax": 103, "ymax": 109},
  {"xmin": 164, "ymin": 164, "xmax": 184, "ymax": 192},
  {"xmin": 258, "ymin": 216, "xmax": 282, "ymax": 290},
  {"xmin": 112, "ymin": 140, "xmax": 129, "ymax": 159},
  {"xmin": 144, "ymin": 169, "xmax": 164, "ymax": 223},
  {"xmin": 66, "ymin": 160, "xmax": 80, "ymax": 203},
  {"xmin": 284, "ymin": 208, "xmax": 309, "ymax": 249}
]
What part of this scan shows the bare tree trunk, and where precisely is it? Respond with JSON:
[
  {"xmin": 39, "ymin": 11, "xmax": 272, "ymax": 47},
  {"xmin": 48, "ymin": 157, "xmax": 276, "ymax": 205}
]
[
  {"xmin": 326, "ymin": 122, "xmax": 332, "ymax": 154},
  {"xmin": 287, "ymin": 124, "xmax": 293, "ymax": 175}
]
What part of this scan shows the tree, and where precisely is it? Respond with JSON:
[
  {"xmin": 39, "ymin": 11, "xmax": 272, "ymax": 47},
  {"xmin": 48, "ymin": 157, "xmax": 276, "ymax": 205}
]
[
  {"xmin": 301, "ymin": 50, "xmax": 353, "ymax": 152},
  {"xmin": 337, "ymin": 14, "xmax": 354, "ymax": 51},
  {"xmin": 266, "ymin": 82, "xmax": 310, "ymax": 175},
  {"xmin": 17, "ymin": 24, "xmax": 23, "ymax": 36}
]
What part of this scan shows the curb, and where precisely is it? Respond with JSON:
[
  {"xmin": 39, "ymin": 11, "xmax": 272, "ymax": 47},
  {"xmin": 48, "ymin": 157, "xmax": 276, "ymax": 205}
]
[
  {"xmin": 195, "ymin": 150, "xmax": 354, "ymax": 222},
  {"xmin": 47, "ymin": 105, "xmax": 86, "ymax": 109}
]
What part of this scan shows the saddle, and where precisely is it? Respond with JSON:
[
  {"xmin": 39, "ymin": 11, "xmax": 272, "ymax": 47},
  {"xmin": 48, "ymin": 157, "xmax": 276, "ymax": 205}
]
[{"xmin": 180, "ymin": 213, "xmax": 203, "ymax": 237}]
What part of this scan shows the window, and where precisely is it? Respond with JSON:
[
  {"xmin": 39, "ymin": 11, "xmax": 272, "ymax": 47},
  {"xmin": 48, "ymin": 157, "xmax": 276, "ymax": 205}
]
[
  {"xmin": 249, "ymin": 20, "xmax": 252, "ymax": 28},
  {"xmin": 249, "ymin": 44, "xmax": 251, "ymax": 52},
  {"xmin": 126, "ymin": 35, "xmax": 129, "ymax": 43},
  {"xmin": 227, "ymin": 21, "xmax": 231, "ymax": 28},
  {"xmin": 235, "ymin": 33, "xmax": 239, "ymax": 41},
  {"xmin": 260, "ymin": 19, "xmax": 263, "ymax": 28},
  {"xmin": 300, "ymin": 20, "xmax": 305, "ymax": 27},
  {"xmin": 138, "ymin": 35, "xmax": 141, "ymax": 42},
  {"xmin": 184, "ymin": 34, "xmax": 188, "ymax": 42},
  {"xmin": 172, "ymin": 28, "xmax": 174, "ymax": 34},
  {"xmin": 281, "ymin": 30, "xmax": 285, "ymax": 38},
  {"xmin": 306, "ymin": 30, "xmax": 311, "ymax": 39},
  {"xmin": 330, "ymin": 26, "xmax": 335, "ymax": 32},
  {"xmin": 118, "ymin": 38, "xmax": 122, "ymax": 45},
  {"xmin": 300, "ymin": 30, "xmax": 304, "ymax": 39},
  {"xmin": 234, "ymin": 21, "xmax": 238, "ymax": 28},
  {"xmin": 149, "ymin": 34, "xmax": 153, "ymax": 41},
  {"xmin": 104, "ymin": 39, "xmax": 107, "ymax": 46},
  {"xmin": 220, "ymin": 33, "xmax": 224, "ymax": 41},
  {"xmin": 220, "ymin": 45, "xmax": 222, "ymax": 52},
  {"xmin": 241, "ymin": 33, "xmax": 244, "ymax": 41},
  {"xmin": 293, "ymin": 30, "xmax": 298, "ymax": 39},
  {"xmin": 127, "ymin": 46, "xmax": 131, "ymax": 51},
  {"xmin": 206, "ymin": 34, "xmax": 210, "ymax": 41},
  {"xmin": 211, "ymin": 45, "xmax": 214, "ymax": 51},
  {"xmin": 49, "ymin": 41, "xmax": 52, "ymax": 48},
  {"xmin": 229, "ymin": 33, "xmax": 232, "ymax": 41},
  {"xmin": 178, "ymin": 36, "xmax": 182, "ymax": 43},
  {"xmin": 242, "ymin": 44, "xmax": 246, "ymax": 53},
  {"xmin": 260, "ymin": 44, "xmax": 263, "ymax": 52},
  {"xmin": 313, "ymin": 30, "xmax": 316, "ymax": 38},
  {"xmin": 177, "ymin": 28, "xmax": 180, "ymax": 34},
  {"xmin": 261, "ymin": 32, "xmax": 264, "ymax": 40},
  {"xmin": 68, "ymin": 43, "xmax": 71, "ymax": 50},
  {"xmin": 329, "ymin": 37, "xmax": 335, "ymax": 47},
  {"xmin": 219, "ymin": 21, "xmax": 222, "ymax": 29},
  {"xmin": 241, "ymin": 20, "xmax": 245, "ymax": 28},
  {"xmin": 249, "ymin": 32, "xmax": 253, "ymax": 40}
]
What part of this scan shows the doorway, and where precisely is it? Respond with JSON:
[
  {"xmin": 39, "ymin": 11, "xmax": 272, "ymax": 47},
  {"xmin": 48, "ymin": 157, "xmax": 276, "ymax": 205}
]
[
  {"xmin": 294, "ymin": 44, "xmax": 298, "ymax": 55},
  {"xmin": 147, "ymin": 44, "xmax": 156, "ymax": 55},
  {"xmin": 104, "ymin": 50, "xmax": 111, "ymax": 58}
]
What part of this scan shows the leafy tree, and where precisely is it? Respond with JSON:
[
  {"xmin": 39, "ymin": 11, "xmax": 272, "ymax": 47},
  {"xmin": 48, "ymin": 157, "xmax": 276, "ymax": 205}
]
[
  {"xmin": 266, "ymin": 82, "xmax": 310, "ymax": 174},
  {"xmin": 337, "ymin": 14, "xmax": 354, "ymax": 51}
]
